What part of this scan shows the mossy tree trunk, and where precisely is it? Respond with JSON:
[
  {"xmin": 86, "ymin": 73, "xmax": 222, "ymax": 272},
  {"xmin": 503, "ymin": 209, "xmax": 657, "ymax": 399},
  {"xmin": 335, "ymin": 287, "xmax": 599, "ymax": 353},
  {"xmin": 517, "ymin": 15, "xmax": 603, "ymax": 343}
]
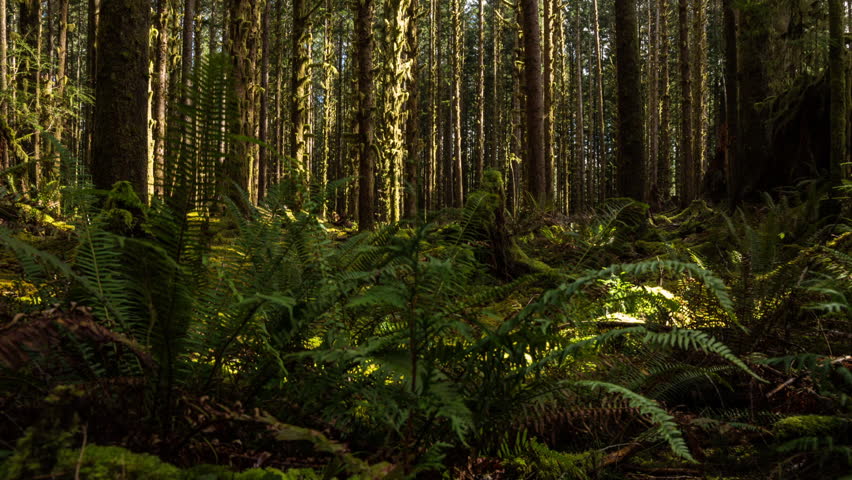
[{"xmin": 226, "ymin": 0, "xmax": 264, "ymax": 206}]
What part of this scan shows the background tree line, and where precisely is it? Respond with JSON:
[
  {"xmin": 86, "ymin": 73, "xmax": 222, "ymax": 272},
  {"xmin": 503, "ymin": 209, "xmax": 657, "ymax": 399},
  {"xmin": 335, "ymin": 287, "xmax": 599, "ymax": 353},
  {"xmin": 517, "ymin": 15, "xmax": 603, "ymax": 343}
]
[{"xmin": 0, "ymin": 0, "xmax": 849, "ymax": 226}]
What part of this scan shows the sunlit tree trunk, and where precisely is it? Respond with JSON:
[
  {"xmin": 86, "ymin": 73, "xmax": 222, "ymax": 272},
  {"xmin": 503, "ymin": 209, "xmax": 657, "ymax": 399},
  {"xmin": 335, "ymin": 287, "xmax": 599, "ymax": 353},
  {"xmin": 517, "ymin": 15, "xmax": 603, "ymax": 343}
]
[
  {"xmin": 451, "ymin": 0, "xmax": 463, "ymax": 207},
  {"xmin": 153, "ymin": 0, "xmax": 169, "ymax": 196},
  {"xmin": 226, "ymin": 0, "xmax": 264, "ymax": 205},
  {"xmin": 0, "ymin": 0, "xmax": 7, "ymax": 170}
]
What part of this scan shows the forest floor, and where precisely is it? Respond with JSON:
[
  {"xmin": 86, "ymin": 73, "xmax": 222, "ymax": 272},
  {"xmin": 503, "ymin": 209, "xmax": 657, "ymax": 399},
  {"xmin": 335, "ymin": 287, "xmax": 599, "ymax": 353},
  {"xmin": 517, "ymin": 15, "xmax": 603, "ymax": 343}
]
[{"xmin": 0, "ymin": 188, "xmax": 850, "ymax": 480}]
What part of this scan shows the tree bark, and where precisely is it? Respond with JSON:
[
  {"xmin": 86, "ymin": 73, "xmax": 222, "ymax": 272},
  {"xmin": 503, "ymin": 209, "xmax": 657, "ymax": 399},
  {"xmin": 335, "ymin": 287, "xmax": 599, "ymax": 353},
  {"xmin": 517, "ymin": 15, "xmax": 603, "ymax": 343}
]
[
  {"xmin": 153, "ymin": 0, "xmax": 169, "ymax": 196},
  {"xmin": 614, "ymin": 0, "xmax": 647, "ymax": 202},
  {"xmin": 91, "ymin": 0, "xmax": 150, "ymax": 196},
  {"xmin": 476, "ymin": 0, "xmax": 485, "ymax": 186},
  {"xmin": 182, "ymin": 0, "xmax": 195, "ymax": 84},
  {"xmin": 519, "ymin": 0, "xmax": 546, "ymax": 203},
  {"xmin": 830, "ymin": 0, "xmax": 847, "ymax": 185},
  {"xmin": 451, "ymin": 0, "xmax": 464, "ymax": 207},
  {"xmin": 404, "ymin": 0, "xmax": 419, "ymax": 219},
  {"xmin": 658, "ymin": 0, "xmax": 672, "ymax": 204},
  {"xmin": 677, "ymin": 0, "xmax": 693, "ymax": 205},
  {"xmin": 354, "ymin": 0, "xmax": 376, "ymax": 230},
  {"xmin": 1, "ymin": 0, "xmax": 9, "ymax": 169},
  {"xmin": 226, "ymin": 0, "xmax": 264, "ymax": 205},
  {"xmin": 592, "ymin": 0, "xmax": 606, "ymax": 203},
  {"xmin": 722, "ymin": 0, "xmax": 737, "ymax": 202}
]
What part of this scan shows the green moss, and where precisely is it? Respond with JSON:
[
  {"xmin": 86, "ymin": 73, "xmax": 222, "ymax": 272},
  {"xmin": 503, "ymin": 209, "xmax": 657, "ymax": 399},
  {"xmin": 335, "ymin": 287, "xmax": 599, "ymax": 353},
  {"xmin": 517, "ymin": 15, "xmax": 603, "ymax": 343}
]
[
  {"xmin": 1, "ymin": 443, "xmax": 322, "ymax": 480},
  {"xmin": 772, "ymin": 415, "xmax": 851, "ymax": 440}
]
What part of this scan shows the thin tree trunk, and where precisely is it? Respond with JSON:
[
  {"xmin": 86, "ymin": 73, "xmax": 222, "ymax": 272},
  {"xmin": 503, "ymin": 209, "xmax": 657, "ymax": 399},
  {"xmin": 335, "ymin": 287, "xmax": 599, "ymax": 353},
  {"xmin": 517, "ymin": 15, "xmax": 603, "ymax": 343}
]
[
  {"xmin": 542, "ymin": 0, "xmax": 553, "ymax": 200},
  {"xmin": 290, "ymin": 0, "xmax": 310, "ymax": 197},
  {"xmin": 574, "ymin": 4, "xmax": 585, "ymax": 213},
  {"xmin": 658, "ymin": 0, "xmax": 672, "ymax": 203},
  {"xmin": 648, "ymin": 0, "xmax": 659, "ymax": 200},
  {"xmin": 677, "ymin": 0, "xmax": 693, "ymax": 205},
  {"xmin": 614, "ymin": 0, "xmax": 646, "ymax": 201},
  {"xmin": 830, "ymin": 0, "xmax": 847, "ymax": 185},
  {"xmin": 258, "ymin": 0, "xmax": 270, "ymax": 199},
  {"xmin": 355, "ymin": 0, "xmax": 376, "ymax": 230},
  {"xmin": 592, "ymin": 0, "xmax": 606, "ymax": 203},
  {"xmin": 426, "ymin": 0, "xmax": 436, "ymax": 211},
  {"xmin": 476, "ymin": 0, "xmax": 485, "ymax": 185},
  {"xmin": 451, "ymin": 0, "xmax": 463, "ymax": 207},
  {"xmin": 0, "ymin": 0, "xmax": 7, "ymax": 170},
  {"xmin": 690, "ymin": 0, "xmax": 706, "ymax": 196},
  {"xmin": 19, "ymin": 0, "xmax": 40, "ymax": 187},
  {"xmin": 153, "ymin": 0, "xmax": 169, "ymax": 196}
]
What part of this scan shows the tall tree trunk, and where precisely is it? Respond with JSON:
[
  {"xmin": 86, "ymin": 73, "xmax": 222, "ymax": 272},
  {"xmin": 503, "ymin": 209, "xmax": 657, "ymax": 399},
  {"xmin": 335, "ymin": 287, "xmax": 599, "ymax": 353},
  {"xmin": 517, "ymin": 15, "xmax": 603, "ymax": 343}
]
[
  {"xmin": 91, "ymin": 0, "xmax": 150, "ymax": 196},
  {"xmin": 182, "ymin": 0, "xmax": 195, "ymax": 84},
  {"xmin": 226, "ymin": 0, "xmax": 264, "ymax": 205},
  {"xmin": 85, "ymin": 0, "xmax": 99, "ymax": 169},
  {"xmin": 519, "ymin": 0, "xmax": 546, "ymax": 203},
  {"xmin": 614, "ymin": 0, "xmax": 646, "ymax": 201},
  {"xmin": 830, "ymin": 0, "xmax": 847, "ymax": 186},
  {"xmin": 354, "ymin": 0, "xmax": 376, "ymax": 230},
  {"xmin": 690, "ymin": 0, "xmax": 706, "ymax": 196},
  {"xmin": 404, "ymin": 0, "xmax": 419, "ymax": 218},
  {"xmin": 426, "ymin": 0, "xmax": 436, "ymax": 211},
  {"xmin": 592, "ymin": 0, "xmax": 606, "ymax": 203},
  {"xmin": 677, "ymin": 0, "xmax": 693, "ymax": 205},
  {"xmin": 647, "ymin": 0, "xmax": 659, "ymax": 200},
  {"xmin": 153, "ymin": 0, "xmax": 169, "ymax": 196},
  {"xmin": 258, "ymin": 0, "xmax": 270, "ymax": 200},
  {"xmin": 19, "ymin": 0, "xmax": 40, "ymax": 187},
  {"xmin": 489, "ymin": 0, "xmax": 500, "ymax": 171},
  {"xmin": 736, "ymin": 3, "xmax": 768, "ymax": 201},
  {"xmin": 290, "ymin": 0, "xmax": 310, "ymax": 195},
  {"xmin": 542, "ymin": 0, "xmax": 553, "ymax": 200},
  {"xmin": 476, "ymin": 0, "xmax": 485, "ymax": 185},
  {"xmin": 451, "ymin": 0, "xmax": 463, "ymax": 207},
  {"xmin": 0, "ymin": 0, "xmax": 7, "ymax": 170},
  {"xmin": 722, "ymin": 0, "xmax": 736, "ymax": 202},
  {"xmin": 573, "ymin": 4, "xmax": 585, "ymax": 213},
  {"xmin": 658, "ymin": 0, "xmax": 672, "ymax": 204}
]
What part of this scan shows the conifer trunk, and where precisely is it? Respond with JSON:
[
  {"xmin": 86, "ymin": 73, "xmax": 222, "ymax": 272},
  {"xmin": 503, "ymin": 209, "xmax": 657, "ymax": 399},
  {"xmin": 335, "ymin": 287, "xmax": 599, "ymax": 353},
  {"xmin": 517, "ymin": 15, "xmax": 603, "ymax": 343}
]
[
  {"xmin": 91, "ymin": 0, "xmax": 150, "ymax": 196},
  {"xmin": 614, "ymin": 0, "xmax": 646, "ymax": 201},
  {"xmin": 519, "ymin": 0, "xmax": 546, "ymax": 203},
  {"xmin": 354, "ymin": 0, "xmax": 376, "ymax": 230}
]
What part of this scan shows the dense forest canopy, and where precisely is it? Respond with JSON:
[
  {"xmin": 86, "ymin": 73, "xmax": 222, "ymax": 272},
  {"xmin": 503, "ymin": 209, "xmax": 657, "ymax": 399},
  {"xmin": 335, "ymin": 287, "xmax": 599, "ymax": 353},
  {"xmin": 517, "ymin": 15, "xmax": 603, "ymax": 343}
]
[{"xmin": 0, "ymin": 0, "xmax": 851, "ymax": 477}]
